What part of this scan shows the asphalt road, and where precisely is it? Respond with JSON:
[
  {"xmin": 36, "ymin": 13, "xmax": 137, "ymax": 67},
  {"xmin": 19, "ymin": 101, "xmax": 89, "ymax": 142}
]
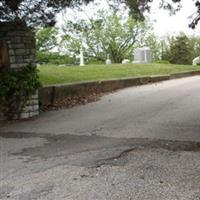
[
  {"xmin": 1, "ymin": 76, "xmax": 200, "ymax": 141},
  {"xmin": 1, "ymin": 76, "xmax": 200, "ymax": 199}
]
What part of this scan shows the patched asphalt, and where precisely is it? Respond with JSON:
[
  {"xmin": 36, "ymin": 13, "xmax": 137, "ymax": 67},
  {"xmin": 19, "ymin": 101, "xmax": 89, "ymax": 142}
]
[
  {"xmin": 1, "ymin": 132, "xmax": 200, "ymax": 199},
  {"xmin": 1, "ymin": 76, "xmax": 200, "ymax": 199}
]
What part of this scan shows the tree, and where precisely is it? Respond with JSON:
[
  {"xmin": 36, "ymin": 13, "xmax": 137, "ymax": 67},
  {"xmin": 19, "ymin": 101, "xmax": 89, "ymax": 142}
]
[
  {"xmin": 36, "ymin": 27, "xmax": 58, "ymax": 52},
  {"xmin": 61, "ymin": 10, "xmax": 152, "ymax": 63},
  {"xmin": 189, "ymin": 35, "xmax": 200, "ymax": 57},
  {"xmin": 0, "ymin": 0, "xmax": 94, "ymax": 26},
  {"xmin": 145, "ymin": 35, "xmax": 161, "ymax": 61},
  {"xmin": 164, "ymin": 34, "xmax": 195, "ymax": 64},
  {"xmin": 124, "ymin": 0, "xmax": 200, "ymax": 29},
  {"xmin": 1, "ymin": 0, "xmax": 200, "ymax": 28},
  {"xmin": 161, "ymin": 35, "xmax": 176, "ymax": 61}
]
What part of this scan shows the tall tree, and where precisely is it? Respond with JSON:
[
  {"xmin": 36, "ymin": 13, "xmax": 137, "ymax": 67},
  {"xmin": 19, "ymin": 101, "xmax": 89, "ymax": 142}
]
[
  {"xmin": 144, "ymin": 34, "xmax": 162, "ymax": 61},
  {"xmin": 167, "ymin": 34, "xmax": 194, "ymax": 64},
  {"xmin": 189, "ymin": 35, "xmax": 200, "ymax": 57},
  {"xmin": 61, "ymin": 10, "xmax": 151, "ymax": 63},
  {"xmin": 36, "ymin": 27, "xmax": 58, "ymax": 52},
  {"xmin": 0, "ymin": 0, "xmax": 93, "ymax": 26}
]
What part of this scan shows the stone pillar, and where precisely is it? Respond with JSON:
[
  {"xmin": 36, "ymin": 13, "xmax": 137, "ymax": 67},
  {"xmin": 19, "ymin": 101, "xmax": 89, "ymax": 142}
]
[{"xmin": 0, "ymin": 21, "xmax": 39, "ymax": 120}]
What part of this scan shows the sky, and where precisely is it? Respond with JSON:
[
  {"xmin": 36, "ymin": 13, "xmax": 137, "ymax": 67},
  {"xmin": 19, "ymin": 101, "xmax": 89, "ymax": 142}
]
[
  {"xmin": 59, "ymin": 0, "xmax": 200, "ymax": 38},
  {"xmin": 146, "ymin": 0, "xmax": 200, "ymax": 37}
]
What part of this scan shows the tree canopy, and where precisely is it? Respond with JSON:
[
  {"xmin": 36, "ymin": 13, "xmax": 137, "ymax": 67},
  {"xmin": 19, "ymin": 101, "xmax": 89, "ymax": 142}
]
[
  {"xmin": 163, "ymin": 34, "xmax": 194, "ymax": 64},
  {"xmin": 0, "ymin": 0, "xmax": 92, "ymax": 26},
  {"xmin": 61, "ymin": 10, "xmax": 152, "ymax": 63},
  {"xmin": 1, "ymin": 0, "xmax": 200, "ymax": 28},
  {"xmin": 36, "ymin": 27, "xmax": 58, "ymax": 52}
]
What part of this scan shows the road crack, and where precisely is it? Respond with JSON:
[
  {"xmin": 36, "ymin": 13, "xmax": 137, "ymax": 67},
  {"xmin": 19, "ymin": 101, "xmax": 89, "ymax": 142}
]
[{"xmin": 94, "ymin": 147, "xmax": 137, "ymax": 168}]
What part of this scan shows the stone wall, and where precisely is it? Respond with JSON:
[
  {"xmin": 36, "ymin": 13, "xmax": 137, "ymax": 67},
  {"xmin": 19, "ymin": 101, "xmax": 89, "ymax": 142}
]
[
  {"xmin": 39, "ymin": 71, "xmax": 200, "ymax": 107},
  {"xmin": 0, "ymin": 21, "xmax": 39, "ymax": 120}
]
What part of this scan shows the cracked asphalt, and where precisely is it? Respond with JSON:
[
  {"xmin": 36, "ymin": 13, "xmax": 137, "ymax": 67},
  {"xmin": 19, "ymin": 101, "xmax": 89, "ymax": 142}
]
[{"xmin": 1, "ymin": 76, "xmax": 200, "ymax": 200}]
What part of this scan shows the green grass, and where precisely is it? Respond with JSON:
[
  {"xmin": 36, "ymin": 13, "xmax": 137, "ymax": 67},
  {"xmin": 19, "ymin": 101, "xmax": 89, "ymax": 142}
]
[{"xmin": 38, "ymin": 63, "xmax": 200, "ymax": 86}]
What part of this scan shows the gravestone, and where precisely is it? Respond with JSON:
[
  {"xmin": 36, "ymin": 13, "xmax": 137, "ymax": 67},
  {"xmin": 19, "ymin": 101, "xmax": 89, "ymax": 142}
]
[
  {"xmin": 0, "ymin": 21, "xmax": 39, "ymax": 120},
  {"xmin": 133, "ymin": 47, "xmax": 152, "ymax": 63},
  {"xmin": 192, "ymin": 56, "xmax": 200, "ymax": 66},
  {"xmin": 106, "ymin": 54, "xmax": 111, "ymax": 65},
  {"xmin": 122, "ymin": 59, "xmax": 130, "ymax": 64}
]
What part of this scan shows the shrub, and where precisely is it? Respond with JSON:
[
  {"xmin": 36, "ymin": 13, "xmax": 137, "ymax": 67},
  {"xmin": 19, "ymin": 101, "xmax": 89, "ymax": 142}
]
[
  {"xmin": 155, "ymin": 60, "xmax": 170, "ymax": 64},
  {"xmin": 86, "ymin": 58, "xmax": 104, "ymax": 65},
  {"xmin": 162, "ymin": 35, "xmax": 195, "ymax": 65},
  {"xmin": 0, "ymin": 65, "xmax": 41, "ymax": 119},
  {"xmin": 37, "ymin": 51, "xmax": 75, "ymax": 65}
]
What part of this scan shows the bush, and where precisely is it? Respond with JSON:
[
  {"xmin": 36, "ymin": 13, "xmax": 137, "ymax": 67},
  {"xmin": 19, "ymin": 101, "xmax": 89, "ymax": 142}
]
[
  {"xmin": 37, "ymin": 51, "xmax": 75, "ymax": 65},
  {"xmin": 0, "ymin": 65, "xmax": 41, "ymax": 119},
  {"xmin": 86, "ymin": 58, "xmax": 104, "ymax": 65},
  {"xmin": 162, "ymin": 35, "xmax": 194, "ymax": 65},
  {"xmin": 155, "ymin": 60, "xmax": 170, "ymax": 64}
]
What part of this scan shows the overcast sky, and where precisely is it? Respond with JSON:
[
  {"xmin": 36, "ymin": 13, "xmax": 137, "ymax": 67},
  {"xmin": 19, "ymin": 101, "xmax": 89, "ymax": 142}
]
[
  {"xmin": 146, "ymin": 0, "xmax": 200, "ymax": 37},
  {"xmin": 59, "ymin": 0, "xmax": 200, "ymax": 37}
]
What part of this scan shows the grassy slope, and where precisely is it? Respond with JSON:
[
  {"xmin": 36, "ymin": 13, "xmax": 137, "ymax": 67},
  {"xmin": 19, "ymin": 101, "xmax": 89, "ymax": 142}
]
[{"xmin": 39, "ymin": 63, "xmax": 200, "ymax": 85}]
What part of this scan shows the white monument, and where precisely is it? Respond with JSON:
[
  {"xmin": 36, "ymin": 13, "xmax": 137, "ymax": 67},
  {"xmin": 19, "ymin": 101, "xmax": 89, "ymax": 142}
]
[
  {"xmin": 80, "ymin": 44, "xmax": 85, "ymax": 66},
  {"xmin": 106, "ymin": 54, "xmax": 111, "ymax": 65},
  {"xmin": 133, "ymin": 47, "xmax": 152, "ymax": 64},
  {"xmin": 192, "ymin": 56, "xmax": 200, "ymax": 66}
]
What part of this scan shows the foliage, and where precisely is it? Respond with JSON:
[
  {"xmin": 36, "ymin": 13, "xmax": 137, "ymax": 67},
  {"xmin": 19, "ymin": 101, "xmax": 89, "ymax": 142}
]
[
  {"xmin": 155, "ymin": 60, "xmax": 170, "ymax": 64},
  {"xmin": 161, "ymin": 35, "xmax": 175, "ymax": 62},
  {"xmin": 36, "ymin": 27, "xmax": 58, "ymax": 52},
  {"xmin": 85, "ymin": 58, "xmax": 104, "ymax": 65},
  {"xmin": 143, "ymin": 33, "xmax": 162, "ymax": 61},
  {"xmin": 0, "ymin": 0, "xmax": 94, "ymax": 27},
  {"xmin": 61, "ymin": 10, "xmax": 151, "ymax": 63},
  {"xmin": 189, "ymin": 35, "xmax": 200, "ymax": 57},
  {"xmin": 37, "ymin": 51, "xmax": 75, "ymax": 65},
  {"xmin": 162, "ymin": 34, "xmax": 195, "ymax": 65},
  {"xmin": 0, "ymin": 65, "xmax": 41, "ymax": 119},
  {"xmin": 1, "ymin": 0, "xmax": 200, "ymax": 28},
  {"xmin": 38, "ymin": 63, "xmax": 200, "ymax": 85},
  {"xmin": 35, "ymin": 27, "xmax": 76, "ymax": 65},
  {"xmin": 125, "ymin": 0, "xmax": 200, "ymax": 29}
]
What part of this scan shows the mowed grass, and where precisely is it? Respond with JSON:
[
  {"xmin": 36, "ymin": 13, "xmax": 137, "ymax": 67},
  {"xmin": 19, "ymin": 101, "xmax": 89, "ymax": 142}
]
[{"xmin": 38, "ymin": 63, "xmax": 200, "ymax": 85}]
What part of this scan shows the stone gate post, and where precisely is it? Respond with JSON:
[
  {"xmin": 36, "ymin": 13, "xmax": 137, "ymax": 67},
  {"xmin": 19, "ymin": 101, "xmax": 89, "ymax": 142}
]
[{"xmin": 0, "ymin": 21, "xmax": 39, "ymax": 120}]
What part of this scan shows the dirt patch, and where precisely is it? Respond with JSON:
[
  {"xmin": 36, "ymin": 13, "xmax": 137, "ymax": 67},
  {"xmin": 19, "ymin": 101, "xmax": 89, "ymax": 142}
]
[
  {"xmin": 0, "ymin": 131, "xmax": 44, "ymax": 138},
  {"xmin": 40, "ymin": 93, "xmax": 103, "ymax": 111}
]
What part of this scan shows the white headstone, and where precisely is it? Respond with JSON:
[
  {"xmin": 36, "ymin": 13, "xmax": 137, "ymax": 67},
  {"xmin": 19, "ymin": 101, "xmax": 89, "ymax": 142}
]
[
  {"xmin": 106, "ymin": 54, "xmax": 111, "ymax": 65},
  {"xmin": 192, "ymin": 56, "xmax": 200, "ymax": 66},
  {"xmin": 122, "ymin": 59, "xmax": 130, "ymax": 64},
  {"xmin": 133, "ymin": 47, "xmax": 152, "ymax": 64}
]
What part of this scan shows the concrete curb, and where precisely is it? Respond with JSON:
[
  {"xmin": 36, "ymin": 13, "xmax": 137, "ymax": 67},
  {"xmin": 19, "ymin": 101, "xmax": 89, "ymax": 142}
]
[{"xmin": 39, "ymin": 70, "xmax": 200, "ymax": 106}]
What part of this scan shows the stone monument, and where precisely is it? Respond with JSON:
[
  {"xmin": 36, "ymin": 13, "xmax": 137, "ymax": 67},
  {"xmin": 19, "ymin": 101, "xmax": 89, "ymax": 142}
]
[
  {"xmin": 133, "ymin": 47, "xmax": 152, "ymax": 63},
  {"xmin": 192, "ymin": 56, "xmax": 200, "ymax": 66}
]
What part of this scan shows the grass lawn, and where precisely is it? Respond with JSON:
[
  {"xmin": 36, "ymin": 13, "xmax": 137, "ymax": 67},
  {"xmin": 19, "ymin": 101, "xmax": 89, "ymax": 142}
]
[{"xmin": 38, "ymin": 63, "xmax": 200, "ymax": 86}]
